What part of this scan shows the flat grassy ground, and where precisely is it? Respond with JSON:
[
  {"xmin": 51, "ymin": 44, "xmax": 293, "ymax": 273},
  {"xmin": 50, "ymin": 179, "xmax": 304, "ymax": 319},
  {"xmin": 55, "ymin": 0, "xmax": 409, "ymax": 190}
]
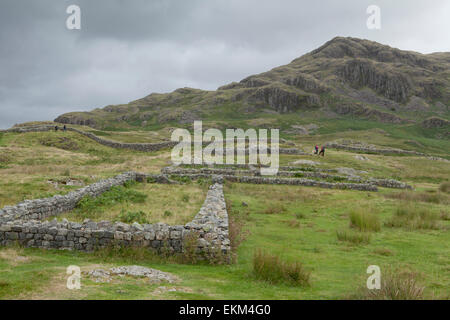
[{"xmin": 0, "ymin": 124, "xmax": 448, "ymax": 299}]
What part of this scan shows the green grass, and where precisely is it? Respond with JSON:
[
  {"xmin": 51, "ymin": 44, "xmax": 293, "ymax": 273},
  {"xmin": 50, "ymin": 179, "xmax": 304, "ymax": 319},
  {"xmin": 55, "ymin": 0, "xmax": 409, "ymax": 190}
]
[
  {"xmin": 349, "ymin": 208, "xmax": 381, "ymax": 232},
  {"xmin": 252, "ymin": 250, "xmax": 311, "ymax": 286},
  {"xmin": 0, "ymin": 124, "xmax": 449, "ymax": 300}
]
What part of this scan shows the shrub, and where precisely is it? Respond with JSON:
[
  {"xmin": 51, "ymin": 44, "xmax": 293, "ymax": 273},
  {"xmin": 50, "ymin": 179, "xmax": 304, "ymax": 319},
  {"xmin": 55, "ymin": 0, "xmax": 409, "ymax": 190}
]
[
  {"xmin": 117, "ymin": 210, "xmax": 149, "ymax": 224},
  {"xmin": 181, "ymin": 194, "xmax": 190, "ymax": 202},
  {"xmin": 252, "ymin": 250, "xmax": 310, "ymax": 287},
  {"xmin": 352, "ymin": 268, "xmax": 425, "ymax": 300},
  {"xmin": 385, "ymin": 205, "xmax": 441, "ymax": 230},
  {"xmin": 439, "ymin": 181, "xmax": 450, "ymax": 193},
  {"xmin": 336, "ymin": 229, "xmax": 371, "ymax": 245},
  {"xmin": 349, "ymin": 209, "xmax": 381, "ymax": 232},
  {"xmin": 164, "ymin": 210, "xmax": 173, "ymax": 217},
  {"xmin": 180, "ymin": 231, "xmax": 200, "ymax": 265},
  {"xmin": 295, "ymin": 212, "xmax": 305, "ymax": 220}
]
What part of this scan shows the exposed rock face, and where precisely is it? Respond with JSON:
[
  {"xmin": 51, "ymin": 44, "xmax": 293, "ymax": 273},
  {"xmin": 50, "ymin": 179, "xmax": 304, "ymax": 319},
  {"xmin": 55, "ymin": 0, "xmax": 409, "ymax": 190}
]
[
  {"xmin": 332, "ymin": 104, "xmax": 406, "ymax": 124},
  {"xmin": 338, "ymin": 59, "xmax": 411, "ymax": 103},
  {"xmin": 249, "ymin": 86, "xmax": 320, "ymax": 113},
  {"xmin": 54, "ymin": 115, "xmax": 97, "ymax": 127},
  {"xmin": 422, "ymin": 117, "xmax": 449, "ymax": 129}
]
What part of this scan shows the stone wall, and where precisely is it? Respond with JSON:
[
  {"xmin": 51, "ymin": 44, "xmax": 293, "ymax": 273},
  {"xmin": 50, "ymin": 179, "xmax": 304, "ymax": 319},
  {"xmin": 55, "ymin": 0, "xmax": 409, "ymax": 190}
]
[
  {"xmin": 0, "ymin": 172, "xmax": 137, "ymax": 223},
  {"xmin": 0, "ymin": 173, "xmax": 230, "ymax": 258},
  {"xmin": 164, "ymin": 172, "xmax": 378, "ymax": 192},
  {"xmin": 324, "ymin": 141, "xmax": 425, "ymax": 156},
  {"xmin": 163, "ymin": 166, "xmax": 412, "ymax": 189},
  {"xmin": 3, "ymin": 125, "xmax": 309, "ymax": 155},
  {"xmin": 67, "ymin": 128, "xmax": 177, "ymax": 152}
]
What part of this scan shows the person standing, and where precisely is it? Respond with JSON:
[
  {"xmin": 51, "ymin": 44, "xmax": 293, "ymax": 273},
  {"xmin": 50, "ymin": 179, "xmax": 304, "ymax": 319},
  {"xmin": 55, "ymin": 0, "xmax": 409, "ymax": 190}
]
[{"xmin": 319, "ymin": 146, "xmax": 325, "ymax": 157}]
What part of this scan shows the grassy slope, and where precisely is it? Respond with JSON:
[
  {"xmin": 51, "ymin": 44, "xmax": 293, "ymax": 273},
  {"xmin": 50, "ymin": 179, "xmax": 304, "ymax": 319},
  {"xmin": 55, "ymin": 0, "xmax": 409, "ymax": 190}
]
[{"xmin": 0, "ymin": 126, "xmax": 449, "ymax": 300}]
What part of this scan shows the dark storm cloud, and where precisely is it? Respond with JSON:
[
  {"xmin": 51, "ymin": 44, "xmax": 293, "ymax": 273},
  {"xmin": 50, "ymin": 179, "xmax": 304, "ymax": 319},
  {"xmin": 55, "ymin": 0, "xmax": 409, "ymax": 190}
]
[{"xmin": 0, "ymin": 0, "xmax": 449, "ymax": 128}]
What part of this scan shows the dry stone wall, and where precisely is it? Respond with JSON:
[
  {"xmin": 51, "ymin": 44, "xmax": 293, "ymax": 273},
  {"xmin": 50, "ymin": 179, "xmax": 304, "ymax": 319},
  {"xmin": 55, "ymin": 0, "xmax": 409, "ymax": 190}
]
[
  {"xmin": 164, "ymin": 166, "xmax": 412, "ymax": 189},
  {"xmin": 0, "ymin": 173, "xmax": 230, "ymax": 258}
]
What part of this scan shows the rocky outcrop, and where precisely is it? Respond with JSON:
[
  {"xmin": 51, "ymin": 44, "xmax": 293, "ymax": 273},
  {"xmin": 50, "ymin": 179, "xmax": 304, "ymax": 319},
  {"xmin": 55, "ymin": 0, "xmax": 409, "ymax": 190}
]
[
  {"xmin": 337, "ymin": 59, "xmax": 412, "ymax": 103},
  {"xmin": 249, "ymin": 85, "xmax": 320, "ymax": 113},
  {"xmin": 54, "ymin": 115, "xmax": 98, "ymax": 127},
  {"xmin": 332, "ymin": 104, "xmax": 406, "ymax": 124},
  {"xmin": 422, "ymin": 117, "xmax": 449, "ymax": 129}
]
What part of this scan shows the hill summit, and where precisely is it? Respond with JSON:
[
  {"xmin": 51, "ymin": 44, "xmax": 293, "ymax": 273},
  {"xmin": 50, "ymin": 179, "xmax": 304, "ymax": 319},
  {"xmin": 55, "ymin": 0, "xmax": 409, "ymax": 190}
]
[{"xmin": 55, "ymin": 37, "xmax": 449, "ymax": 130}]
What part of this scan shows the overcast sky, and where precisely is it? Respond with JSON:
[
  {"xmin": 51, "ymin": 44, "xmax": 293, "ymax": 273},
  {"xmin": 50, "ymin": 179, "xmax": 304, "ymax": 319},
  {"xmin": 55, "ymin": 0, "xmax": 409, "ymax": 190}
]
[{"xmin": 0, "ymin": 0, "xmax": 449, "ymax": 128}]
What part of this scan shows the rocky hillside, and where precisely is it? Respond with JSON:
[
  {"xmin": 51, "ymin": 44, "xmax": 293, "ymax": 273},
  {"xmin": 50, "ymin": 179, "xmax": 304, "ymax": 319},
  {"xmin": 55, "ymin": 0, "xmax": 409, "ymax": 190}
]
[{"xmin": 55, "ymin": 37, "xmax": 449, "ymax": 130}]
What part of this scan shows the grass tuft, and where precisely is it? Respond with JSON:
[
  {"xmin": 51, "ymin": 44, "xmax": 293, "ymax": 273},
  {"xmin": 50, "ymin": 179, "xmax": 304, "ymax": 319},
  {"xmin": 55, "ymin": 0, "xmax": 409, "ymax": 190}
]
[
  {"xmin": 349, "ymin": 208, "xmax": 381, "ymax": 232},
  {"xmin": 336, "ymin": 229, "xmax": 371, "ymax": 245},
  {"xmin": 351, "ymin": 268, "xmax": 425, "ymax": 300},
  {"xmin": 385, "ymin": 205, "xmax": 441, "ymax": 230},
  {"xmin": 252, "ymin": 250, "xmax": 310, "ymax": 287}
]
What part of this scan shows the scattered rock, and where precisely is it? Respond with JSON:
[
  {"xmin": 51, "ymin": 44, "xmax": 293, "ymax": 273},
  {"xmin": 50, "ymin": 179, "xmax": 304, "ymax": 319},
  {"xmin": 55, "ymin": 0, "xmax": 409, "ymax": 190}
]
[
  {"xmin": 354, "ymin": 155, "xmax": 369, "ymax": 161},
  {"xmin": 290, "ymin": 159, "xmax": 319, "ymax": 166},
  {"xmin": 86, "ymin": 266, "xmax": 179, "ymax": 284}
]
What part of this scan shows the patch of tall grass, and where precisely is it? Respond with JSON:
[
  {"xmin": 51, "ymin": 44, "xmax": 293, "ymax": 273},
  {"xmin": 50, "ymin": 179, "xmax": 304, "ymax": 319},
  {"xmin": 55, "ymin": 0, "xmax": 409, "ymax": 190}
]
[
  {"xmin": 336, "ymin": 229, "xmax": 371, "ymax": 245},
  {"xmin": 385, "ymin": 205, "xmax": 441, "ymax": 230},
  {"xmin": 349, "ymin": 208, "xmax": 381, "ymax": 232},
  {"xmin": 252, "ymin": 250, "xmax": 310, "ymax": 287},
  {"xmin": 350, "ymin": 268, "xmax": 425, "ymax": 300}
]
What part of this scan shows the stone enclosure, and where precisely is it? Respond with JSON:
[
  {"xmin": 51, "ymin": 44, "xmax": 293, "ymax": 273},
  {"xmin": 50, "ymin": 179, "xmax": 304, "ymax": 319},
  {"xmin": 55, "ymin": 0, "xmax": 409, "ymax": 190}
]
[{"xmin": 0, "ymin": 172, "xmax": 230, "ymax": 258}]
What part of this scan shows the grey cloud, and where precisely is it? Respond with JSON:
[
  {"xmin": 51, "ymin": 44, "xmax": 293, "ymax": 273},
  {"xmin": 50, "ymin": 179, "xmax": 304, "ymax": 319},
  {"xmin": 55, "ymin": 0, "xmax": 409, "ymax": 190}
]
[{"xmin": 0, "ymin": 0, "xmax": 449, "ymax": 128}]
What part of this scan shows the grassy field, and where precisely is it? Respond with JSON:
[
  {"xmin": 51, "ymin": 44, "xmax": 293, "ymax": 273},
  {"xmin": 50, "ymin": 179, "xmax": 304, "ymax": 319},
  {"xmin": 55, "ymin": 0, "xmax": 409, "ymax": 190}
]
[{"xmin": 0, "ymin": 124, "xmax": 448, "ymax": 300}]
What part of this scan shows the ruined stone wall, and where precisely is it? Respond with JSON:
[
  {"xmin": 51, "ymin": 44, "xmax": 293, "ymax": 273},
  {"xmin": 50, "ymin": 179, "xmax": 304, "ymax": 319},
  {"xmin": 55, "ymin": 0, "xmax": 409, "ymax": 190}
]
[
  {"xmin": 0, "ymin": 173, "xmax": 230, "ymax": 257},
  {"xmin": 162, "ymin": 172, "xmax": 378, "ymax": 192},
  {"xmin": 324, "ymin": 141, "xmax": 425, "ymax": 156},
  {"xmin": 68, "ymin": 128, "xmax": 177, "ymax": 152},
  {"xmin": 163, "ymin": 167, "xmax": 413, "ymax": 189}
]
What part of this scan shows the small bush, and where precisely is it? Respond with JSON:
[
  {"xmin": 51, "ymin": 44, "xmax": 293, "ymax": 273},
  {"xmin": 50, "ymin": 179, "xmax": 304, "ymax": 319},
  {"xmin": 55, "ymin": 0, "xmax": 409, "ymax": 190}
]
[
  {"xmin": 164, "ymin": 210, "xmax": 172, "ymax": 217},
  {"xmin": 385, "ymin": 205, "xmax": 441, "ymax": 230},
  {"xmin": 180, "ymin": 231, "xmax": 200, "ymax": 265},
  {"xmin": 439, "ymin": 181, "xmax": 450, "ymax": 193},
  {"xmin": 252, "ymin": 250, "xmax": 310, "ymax": 287},
  {"xmin": 117, "ymin": 210, "xmax": 149, "ymax": 224},
  {"xmin": 349, "ymin": 209, "xmax": 381, "ymax": 232},
  {"xmin": 181, "ymin": 194, "xmax": 190, "ymax": 202},
  {"xmin": 336, "ymin": 229, "xmax": 371, "ymax": 245},
  {"xmin": 352, "ymin": 268, "xmax": 425, "ymax": 300},
  {"xmin": 295, "ymin": 212, "xmax": 305, "ymax": 220}
]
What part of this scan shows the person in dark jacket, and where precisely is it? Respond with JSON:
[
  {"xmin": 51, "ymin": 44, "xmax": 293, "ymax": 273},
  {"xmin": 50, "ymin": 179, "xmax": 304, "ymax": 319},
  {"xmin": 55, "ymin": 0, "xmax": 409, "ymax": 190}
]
[
  {"xmin": 55, "ymin": 125, "xmax": 58, "ymax": 132},
  {"xmin": 319, "ymin": 146, "xmax": 325, "ymax": 157},
  {"xmin": 314, "ymin": 145, "xmax": 319, "ymax": 155}
]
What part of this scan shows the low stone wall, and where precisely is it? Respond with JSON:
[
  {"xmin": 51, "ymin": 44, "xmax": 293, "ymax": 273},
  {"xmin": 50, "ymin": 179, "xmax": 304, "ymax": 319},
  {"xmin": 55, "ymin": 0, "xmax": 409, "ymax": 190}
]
[
  {"xmin": 0, "ymin": 173, "xmax": 230, "ymax": 258},
  {"xmin": 0, "ymin": 172, "xmax": 137, "ymax": 223},
  {"xmin": 324, "ymin": 141, "xmax": 425, "ymax": 156},
  {"xmin": 165, "ymin": 167, "xmax": 413, "ymax": 189},
  {"xmin": 164, "ymin": 172, "xmax": 378, "ymax": 192},
  {"xmin": 68, "ymin": 128, "xmax": 177, "ymax": 152},
  {"xmin": 3, "ymin": 125, "xmax": 309, "ymax": 155}
]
